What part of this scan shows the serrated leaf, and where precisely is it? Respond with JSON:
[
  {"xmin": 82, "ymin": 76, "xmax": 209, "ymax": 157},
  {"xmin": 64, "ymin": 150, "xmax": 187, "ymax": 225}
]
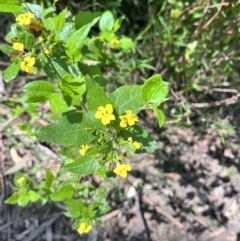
[
  {"xmin": 109, "ymin": 85, "xmax": 144, "ymax": 114},
  {"xmin": 142, "ymin": 74, "xmax": 169, "ymax": 105},
  {"xmin": 38, "ymin": 112, "xmax": 103, "ymax": 146},
  {"xmin": 86, "ymin": 76, "xmax": 115, "ymax": 110},
  {"xmin": 23, "ymin": 80, "xmax": 56, "ymax": 103},
  {"xmin": 99, "ymin": 11, "xmax": 114, "ymax": 31},
  {"xmin": 0, "ymin": 0, "xmax": 23, "ymax": 13},
  {"xmin": 50, "ymin": 93, "xmax": 70, "ymax": 114},
  {"xmin": 75, "ymin": 11, "xmax": 102, "ymax": 30},
  {"xmin": 65, "ymin": 199, "xmax": 84, "ymax": 218},
  {"xmin": 40, "ymin": 54, "xmax": 69, "ymax": 82},
  {"xmin": 65, "ymin": 154, "xmax": 102, "ymax": 175},
  {"xmin": 120, "ymin": 126, "xmax": 159, "ymax": 153},
  {"xmin": 151, "ymin": 104, "xmax": 166, "ymax": 127},
  {"xmin": 3, "ymin": 60, "xmax": 20, "ymax": 82},
  {"xmin": 51, "ymin": 184, "xmax": 74, "ymax": 201}
]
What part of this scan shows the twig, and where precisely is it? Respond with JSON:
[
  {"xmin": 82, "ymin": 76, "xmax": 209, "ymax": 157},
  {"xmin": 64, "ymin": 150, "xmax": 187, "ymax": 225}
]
[
  {"xmin": 192, "ymin": 93, "xmax": 240, "ymax": 108},
  {"xmin": 134, "ymin": 188, "xmax": 149, "ymax": 241},
  {"xmin": 203, "ymin": 0, "xmax": 225, "ymax": 30},
  {"xmin": 142, "ymin": 194, "xmax": 184, "ymax": 229},
  {"xmin": 24, "ymin": 213, "xmax": 61, "ymax": 241},
  {"xmin": 102, "ymin": 209, "xmax": 121, "ymax": 223}
]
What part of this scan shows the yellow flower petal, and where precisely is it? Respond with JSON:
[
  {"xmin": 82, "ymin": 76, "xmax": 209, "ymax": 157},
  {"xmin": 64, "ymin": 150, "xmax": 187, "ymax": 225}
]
[
  {"xmin": 77, "ymin": 222, "xmax": 92, "ymax": 234},
  {"xmin": 79, "ymin": 144, "xmax": 89, "ymax": 156},
  {"xmin": 17, "ymin": 177, "xmax": 25, "ymax": 185},
  {"xmin": 16, "ymin": 13, "xmax": 35, "ymax": 25},
  {"xmin": 95, "ymin": 104, "xmax": 115, "ymax": 125},
  {"xmin": 13, "ymin": 42, "xmax": 24, "ymax": 51},
  {"xmin": 120, "ymin": 110, "xmax": 139, "ymax": 128},
  {"xmin": 113, "ymin": 163, "xmax": 132, "ymax": 178},
  {"xmin": 110, "ymin": 38, "xmax": 120, "ymax": 49}
]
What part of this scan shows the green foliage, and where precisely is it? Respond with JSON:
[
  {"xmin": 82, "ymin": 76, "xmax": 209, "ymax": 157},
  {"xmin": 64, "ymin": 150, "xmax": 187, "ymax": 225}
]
[
  {"xmin": 0, "ymin": 0, "xmax": 23, "ymax": 13},
  {"xmin": 2, "ymin": 1, "xmax": 168, "ymax": 236}
]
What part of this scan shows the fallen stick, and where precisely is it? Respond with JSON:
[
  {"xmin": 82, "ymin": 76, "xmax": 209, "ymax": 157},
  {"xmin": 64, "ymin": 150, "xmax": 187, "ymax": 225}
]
[{"xmin": 142, "ymin": 195, "xmax": 184, "ymax": 229}]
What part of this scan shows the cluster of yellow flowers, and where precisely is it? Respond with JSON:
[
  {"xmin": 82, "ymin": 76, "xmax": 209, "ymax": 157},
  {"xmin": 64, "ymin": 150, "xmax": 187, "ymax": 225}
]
[
  {"xmin": 20, "ymin": 56, "xmax": 36, "ymax": 74},
  {"xmin": 77, "ymin": 222, "xmax": 92, "ymax": 234},
  {"xmin": 110, "ymin": 38, "xmax": 120, "ymax": 49},
  {"xmin": 95, "ymin": 104, "xmax": 139, "ymax": 127},
  {"xmin": 94, "ymin": 104, "xmax": 141, "ymax": 178},
  {"xmin": 14, "ymin": 13, "xmax": 37, "ymax": 74}
]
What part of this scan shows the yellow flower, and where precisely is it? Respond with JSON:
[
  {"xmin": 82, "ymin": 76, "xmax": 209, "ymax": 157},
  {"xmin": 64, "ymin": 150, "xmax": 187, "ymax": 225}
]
[
  {"xmin": 120, "ymin": 110, "xmax": 139, "ymax": 128},
  {"xmin": 38, "ymin": 37, "xmax": 43, "ymax": 43},
  {"xmin": 77, "ymin": 222, "xmax": 92, "ymax": 234},
  {"xmin": 110, "ymin": 38, "xmax": 120, "ymax": 49},
  {"xmin": 44, "ymin": 48, "xmax": 52, "ymax": 55},
  {"xmin": 17, "ymin": 177, "xmax": 25, "ymax": 185},
  {"xmin": 21, "ymin": 56, "xmax": 36, "ymax": 74},
  {"xmin": 95, "ymin": 104, "xmax": 115, "ymax": 125},
  {"xmin": 13, "ymin": 42, "xmax": 24, "ymax": 51},
  {"xmin": 113, "ymin": 163, "xmax": 132, "ymax": 178},
  {"xmin": 79, "ymin": 144, "xmax": 89, "ymax": 156},
  {"xmin": 128, "ymin": 137, "xmax": 141, "ymax": 150},
  {"xmin": 16, "ymin": 13, "xmax": 35, "ymax": 26}
]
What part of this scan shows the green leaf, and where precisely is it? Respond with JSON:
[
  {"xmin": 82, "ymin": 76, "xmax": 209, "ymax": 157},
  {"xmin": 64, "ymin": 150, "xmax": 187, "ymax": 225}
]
[
  {"xmin": 42, "ymin": 17, "xmax": 55, "ymax": 31},
  {"xmin": 23, "ymin": 80, "xmax": 56, "ymax": 103},
  {"xmin": 25, "ymin": 3, "xmax": 42, "ymax": 18},
  {"xmin": 51, "ymin": 184, "xmax": 74, "ymax": 201},
  {"xmin": 65, "ymin": 154, "xmax": 102, "ymax": 175},
  {"xmin": 75, "ymin": 11, "xmax": 101, "ymax": 30},
  {"xmin": 3, "ymin": 60, "xmax": 20, "ymax": 82},
  {"xmin": 65, "ymin": 199, "xmax": 84, "ymax": 218},
  {"xmin": 151, "ymin": 104, "xmax": 166, "ymax": 127},
  {"xmin": 0, "ymin": 44, "xmax": 18, "ymax": 55},
  {"xmin": 60, "ymin": 76, "xmax": 86, "ymax": 104},
  {"xmin": 5, "ymin": 193, "xmax": 20, "ymax": 204},
  {"xmin": 65, "ymin": 17, "xmax": 99, "ymax": 61},
  {"xmin": 120, "ymin": 37, "xmax": 135, "ymax": 50},
  {"xmin": 114, "ymin": 16, "xmax": 125, "ymax": 32},
  {"xmin": 109, "ymin": 85, "xmax": 144, "ymax": 114},
  {"xmin": 18, "ymin": 192, "xmax": 29, "ymax": 207},
  {"xmin": 50, "ymin": 93, "xmax": 70, "ymax": 114},
  {"xmin": 120, "ymin": 126, "xmax": 159, "ymax": 153},
  {"xmin": 0, "ymin": 0, "xmax": 23, "ymax": 13},
  {"xmin": 142, "ymin": 74, "xmax": 169, "ymax": 105},
  {"xmin": 99, "ymin": 11, "xmax": 114, "ymax": 31},
  {"xmin": 38, "ymin": 112, "xmax": 103, "ymax": 146},
  {"xmin": 28, "ymin": 190, "xmax": 41, "ymax": 202},
  {"xmin": 46, "ymin": 169, "xmax": 55, "ymax": 184},
  {"xmin": 59, "ymin": 22, "xmax": 75, "ymax": 42},
  {"xmin": 86, "ymin": 76, "xmax": 115, "ymax": 111},
  {"xmin": 40, "ymin": 54, "xmax": 70, "ymax": 82},
  {"xmin": 17, "ymin": 31, "xmax": 35, "ymax": 50},
  {"xmin": 54, "ymin": 8, "xmax": 67, "ymax": 33}
]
